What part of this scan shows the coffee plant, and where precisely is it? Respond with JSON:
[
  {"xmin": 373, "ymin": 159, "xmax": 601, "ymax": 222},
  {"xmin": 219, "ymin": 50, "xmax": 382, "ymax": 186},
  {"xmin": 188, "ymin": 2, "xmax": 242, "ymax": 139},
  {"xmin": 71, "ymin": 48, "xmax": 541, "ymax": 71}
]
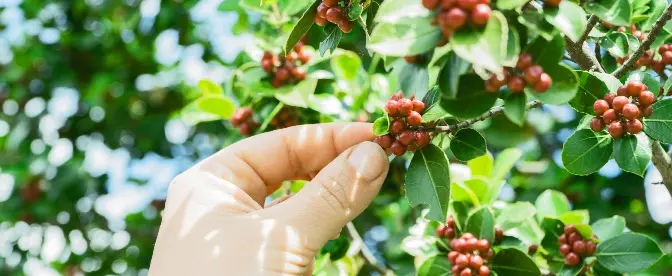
[{"xmin": 2, "ymin": 0, "xmax": 672, "ymax": 275}]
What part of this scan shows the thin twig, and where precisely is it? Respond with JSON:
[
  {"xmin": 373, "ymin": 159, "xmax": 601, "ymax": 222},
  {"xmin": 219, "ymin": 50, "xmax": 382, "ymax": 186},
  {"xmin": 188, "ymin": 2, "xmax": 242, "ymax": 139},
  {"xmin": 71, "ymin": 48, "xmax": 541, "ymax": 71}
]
[
  {"xmin": 345, "ymin": 222, "xmax": 390, "ymax": 274},
  {"xmin": 595, "ymin": 43, "xmax": 602, "ymax": 65},
  {"xmin": 578, "ymin": 15, "xmax": 599, "ymax": 45},
  {"xmin": 613, "ymin": 4, "xmax": 672, "ymax": 77},
  {"xmin": 651, "ymin": 142, "xmax": 672, "ymax": 193},
  {"xmin": 433, "ymin": 100, "xmax": 543, "ymax": 132}
]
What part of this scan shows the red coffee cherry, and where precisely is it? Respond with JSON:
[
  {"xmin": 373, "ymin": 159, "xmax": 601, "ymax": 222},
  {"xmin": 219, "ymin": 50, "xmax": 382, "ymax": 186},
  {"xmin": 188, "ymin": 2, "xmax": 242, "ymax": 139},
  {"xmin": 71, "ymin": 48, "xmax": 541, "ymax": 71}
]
[
  {"xmin": 412, "ymin": 100, "xmax": 425, "ymax": 113},
  {"xmin": 317, "ymin": 3, "xmax": 329, "ymax": 18},
  {"xmin": 604, "ymin": 93, "xmax": 617, "ymax": 105},
  {"xmin": 516, "ymin": 53, "xmax": 533, "ymax": 69},
  {"xmin": 609, "ymin": 121, "xmax": 626, "ymax": 138},
  {"xmin": 558, "ymin": 234, "xmax": 567, "ymax": 245},
  {"xmin": 407, "ymin": 111, "xmax": 423, "ymax": 127},
  {"xmin": 326, "ymin": 7, "xmax": 344, "ymax": 23},
  {"xmin": 460, "ymin": 268, "xmax": 472, "ymax": 276},
  {"xmin": 385, "ymin": 100, "xmax": 400, "ymax": 116},
  {"xmin": 573, "ymin": 241, "xmax": 586, "ymax": 256},
  {"xmin": 490, "ymin": 70, "xmax": 509, "ymax": 87},
  {"xmin": 239, "ymin": 123, "xmax": 251, "ymax": 135},
  {"xmin": 590, "ymin": 117, "xmax": 606, "ymax": 132},
  {"xmin": 622, "ymin": 103, "xmax": 640, "ymax": 120},
  {"xmin": 470, "ymin": 4, "xmax": 491, "ymax": 27},
  {"xmin": 398, "ymin": 98, "xmax": 413, "ymax": 116},
  {"xmin": 534, "ymin": 73, "xmax": 552, "ymax": 93},
  {"xmin": 476, "ymin": 239, "xmax": 489, "ymax": 251},
  {"xmin": 653, "ymin": 60, "xmax": 665, "ymax": 72},
  {"xmin": 603, "ymin": 109, "xmax": 618, "ymax": 124},
  {"xmin": 639, "ymin": 90, "xmax": 655, "ymax": 106},
  {"xmin": 404, "ymin": 56, "xmax": 420, "ymax": 64},
  {"xmin": 626, "ymin": 80, "xmax": 645, "ymax": 97},
  {"xmin": 663, "ymin": 51, "xmax": 672, "ymax": 64},
  {"xmin": 528, "ymin": 244, "xmax": 539, "ymax": 255},
  {"xmin": 495, "ymin": 228, "xmax": 504, "ymax": 242},
  {"xmin": 436, "ymin": 225, "xmax": 447, "ymax": 238},
  {"xmin": 455, "ymin": 239, "xmax": 468, "ymax": 252},
  {"xmin": 339, "ymin": 20, "xmax": 354, "ymax": 33},
  {"xmin": 593, "ymin": 100, "xmax": 610, "ymax": 115},
  {"xmin": 276, "ymin": 68, "xmax": 290, "ymax": 81},
  {"xmin": 261, "ymin": 59, "xmax": 274, "ymax": 73},
  {"xmin": 290, "ymin": 67, "xmax": 307, "ymax": 81},
  {"xmin": 612, "ymin": 96, "xmax": 630, "ymax": 112},
  {"xmin": 508, "ymin": 76, "xmax": 526, "ymax": 93},
  {"xmin": 391, "ymin": 119, "xmax": 406, "ymax": 135},
  {"xmin": 456, "ymin": 254, "xmax": 469, "ymax": 268},
  {"xmin": 323, "ymin": 0, "xmax": 338, "ymax": 7},
  {"xmin": 375, "ymin": 134, "xmax": 394, "ymax": 148},
  {"xmin": 639, "ymin": 53, "xmax": 653, "ymax": 65},
  {"xmin": 617, "ymin": 86, "xmax": 628, "ymax": 96},
  {"xmin": 523, "ymin": 65, "xmax": 543, "ymax": 84},
  {"xmin": 462, "ymin": 233, "xmax": 474, "ymax": 240},
  {"xmin": 452, "ymin": 266, "xmax": 460, "ymax": 275},
  {"xmin": 626, "ymin": 119, "xmax": 643, "ymax": 134},
  {"xmin": 544, "ymin": 0, "xmax": 561, "ymax": 7},
  {"xmin": 448, "ymin": 251, "xmax": 460, "ymax": 264},
  {"xmin": 442, "ymin": 0, "xmax": 457, "ymax": 8},
  {"xmin": 478, "ymin": 266, "xmax": 491, "ymax": 276},
  {"xmin": 446, "ymin": 8, "xmax": 468, "ymax": 29},
  {"xmin": 314, "ymin": 14, "xmax": 328, "ymax": 26},
  {"xmin": 457, "ymin": 0, "xmax": 479, "ymax": 10},
  {"xmin": 560, "ymin": 244, "xmax": 571, "ymax": 256},
  {"xmin": 399, "ymin": 130, "xmax": 416, "ymax": 145},
  {"xmin": 415, "ymin": 131, "xmax": 431, "ymax": 148},
  {"xmin": 271, "ymin": 77, "xmax": 286, "ymax": 88},
  {"xmin": 298, "ymin": 51, "xmax": 310, "ymax": 64},
  {"xmin": 642, "ymin": 105, "xmax": 653, "ymax": 117},
  {"xmin": 586, "ymin": 241, "xmax": 597, "ymax": 256},
  {"xmin": 470, "ymin": 255, "xmax": 484, "ymax": 268},
  {"xmin": 423, "ymin": 0, "xmax": 441, "ymax": 9},
  {"xmin": 564, "ymin": 224, "xmax": 576, "ymax": 235},
  {"xmin": 466, "ymin": 238, "xmax": 479, "ymax": 251},
  {"xmin": 447, "ymin": 216, "xmax": 455, "ymax": 227},
  {"xmin": 444, "ymin": 227, "xmax": 455, "ymax": 238},
  {"xmin": 564, "ymin": 252, "xmax": 580, "ymax": 266},
  {"xmin": 286, "ymin": 51, "xmax": 298, "ymax": 62},
  {"xmin": 390, "ymin": 140, "xmax": 407, "ymax": 156}
]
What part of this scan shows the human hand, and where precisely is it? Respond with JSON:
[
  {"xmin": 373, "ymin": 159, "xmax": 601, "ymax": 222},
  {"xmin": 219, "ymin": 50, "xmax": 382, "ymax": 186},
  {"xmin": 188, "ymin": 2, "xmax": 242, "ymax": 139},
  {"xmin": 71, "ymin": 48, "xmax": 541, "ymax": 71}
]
[{"xmin": 148, "ymin": 123, "xmax": 389, "ymax": 275}]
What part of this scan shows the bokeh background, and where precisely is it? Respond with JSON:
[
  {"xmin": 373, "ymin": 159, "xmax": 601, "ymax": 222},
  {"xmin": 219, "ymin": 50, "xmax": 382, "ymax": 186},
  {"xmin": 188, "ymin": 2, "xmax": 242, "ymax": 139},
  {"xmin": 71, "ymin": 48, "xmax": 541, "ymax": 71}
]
[{"xmin": 0, "ymin": 0, "xmax": 670, "ymax": 275}]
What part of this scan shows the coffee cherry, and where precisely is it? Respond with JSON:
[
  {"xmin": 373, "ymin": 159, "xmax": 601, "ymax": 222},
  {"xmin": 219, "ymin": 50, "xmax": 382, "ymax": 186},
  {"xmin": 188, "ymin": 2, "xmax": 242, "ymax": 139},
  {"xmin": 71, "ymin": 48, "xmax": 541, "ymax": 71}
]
[
  {"xmin": 523, "ymin": 65, "xmax": 544, "ymax": 84},
  {"xmin": 534, "ymin": 73, "xmax": 552, "ymax": 93},
  {"xmin": 470, "ymin": 255, "xmax": 484, "ymax": 268},
  {"xmin": 564, "ymin": 224, "xmax": 576, "ymax": 235},
  {"xmin": 544, "ymin": 0, "xmax": 561, "ymax": 7},
  {"xmin": 323, "ymin": 0, "xmax": 338, "ymax": 7},
  {"xmin": 391, "ymin": 141, "xmax": 407, "ymax": 156},
  {"xmin": 448, "ymin": 251, "xmax": 460, "ymax": 264},
  {"xmin": 565, "ymin": 252, "xmax": 580, "ymax": 266},
  {"xmin": 239, "ymin": 123, "xmax": 251, "ymax": 135},
  {"xmin": 452, "ymin": 266, "xmax": 460, "ymax": 275},
  {"xmin": 653, "ymin": 60, "xmax": 665, "ymax": 72},
  {"xmin": 398, "ymin": 98, "xmax": 413, "ymax": 116},
  {"xmin": 490, "ymin": 70, "xmax": 509, "ymax": 87},
  {"xmin": 290, "ymin": 67, "xmax": 307, "ymax": 81},
  {"xmin": 407, "ymin": 111, "xmax": 423, "ymax": 127},
  {"xmin": 415, "ymin": 131, "xmax": 431, "ymax": 148},
  {"xmin": 478, "ymin": 266, "xmax": 491, "ymax": 276},
  {"xmin": 376, "ymin": 134, "xmax": 394, "ymax": 148},
  {"xmin": 590, "ymin": 117, "xmax": 606, "ymax": 132},
  {"xmin": 271, "ymin": 77, "xmax": 285, "ymax": 88},
  {"xmin": 326, "ymin": 7, "xmax": 344, "ymax": 23},
  {"xmin": 586, "ymin": 241, "xmax": 597, "ymax": 256},
  {"xmin": 626, "ymin": 80, "xmax": 645, "ymax": 97},
  {"xmin": 399, "ymin": 130, "xmax": 416, "ymax": 145},
  {"xmin": 560, "ymin": 244, "xmax": 571, "ymax": 256},
  {"xmin": 404, "ymin": 56, "xmax": 420, "ymax": 64},
  {"xmin": 603, "ymin": 109, "xmax": 618, "ymax": 124},
  {"xmin": 508, "ymin": 76, "xmax": 526, "ymax": 93},
  {"xmin": 447, "ymin": 216, "xmax": 455, "ymax": 227},
  {"xmin": 663, "ymin": 51, "xmax": 672, "ymax": 65},
  {"xmin": 593, "ymin": 100, "xmax": 610, "ymax": 115},
  {"xmin": 470, "ymin": 4, "xmax": 491, "ymax": 27},
  {"xmin": 495, "ymin": 228, "xmax": 504, "ymax": 242},
  {"xmin": 339, "ymin": 20, "xmax": 354, "ymax": 33},
  {"xmin": 262, "ymin": 59, "xmax": 274, "ymax": 73},
  {"xmin": 423, "ymin": 0, "xmax": 441, "ymax": 9},
  {"xmin": 617, "ymin": 86, "xmax": 628, "ymax": 96},
  {"xmin": 385, "ymin": 100, "xmax": 400, "ymax": 116},
  {"xmin": 466, "ymin": 238, "xmax": 479, "ymax": 251},
  {"xmin": 412, "ymin": 100, "xmax": 425, "ymax": 113},
  {"xmin": 456, "ymin": 254, "xmax": 469, "ymax": 268},
  {"xmin": 460, "ymin": 268, "xmax": 472, "ymax": 276},
  {"xmin": 639, "ymin": 53, "xmax": 652, "ymax": 66},
  {"xmin": 639, "ymin": 90, "xmax": 655, "ymax": 106},
  {"xmin": 516, "ymin": 53, "xmax": 533, "ymax": 69},
  {"xmin": 622, "ymin": 103, "xmax": 640, "ymax": 120},
  {"xmin": 436, "ymin": 225, "xmax": 447, "ymax": 237},
  {"xmin": 314, "ymin": 14, "xmax": 328, "ymax": 26},
  {"xmin": 457, "ymin": 0, "xmax": 479, "ymax": 10},
  {"xmin": 626, "ymin": 119, "xmax": 643, "ymax": 134},
  {"xmin": 609, "ymin": 121, "xmax": 626, "ymax": 138},
  {"xmin": 642, "ymin": 105, "xmax": 653, "ymax": 117},
  {"xmin": 558, "ymin": 234, "xmax": 567, "ymax": 245},
  {"xmin": 441, "ymin": 0, "xmax": 458, "ymax": 8},
  {"xmin": 604, "ymin": 93, "xmax": 617, "ymax": 105},
  {"xmin": 276, "ymin": 68, "xmax": 290, "ymax": 81},
  {"xmin": 317, "ymin": 3, "xmax": 329, "ymax": 18},
  {"xmin": 485, "ymin": 81, "xmax": 499, "ymax": 93},
  {"xmin": 462, "ymin": 233, "xmax": 474, "ymax": 240},
  {"xmin": 444, "ymin": 227, "xmax": 455, "ymax": 238},
  {"xmin": 528, "ymin": 244, "xmax": 539, "ymax": 255},
  {"xmin": 391, "ymin": 119, "xmax": 406, "ymax": 135},
  {"xmin": 476, "ymin": 239, "xmax": 489, "ymax": 252},
  {"xmin": 612, "ymin": 96, "xmax": 630, "ymax": 112},
  {"xmin": 455, "ymin": 238, "xmax": 468, "ymax": 252},
  {"xmin": 573, "ymin": 241, "xmax": 586, "ymax": 256},
  {"xmin": 446, "ymin": 8, "xmax": 468, "ymax": 29}
]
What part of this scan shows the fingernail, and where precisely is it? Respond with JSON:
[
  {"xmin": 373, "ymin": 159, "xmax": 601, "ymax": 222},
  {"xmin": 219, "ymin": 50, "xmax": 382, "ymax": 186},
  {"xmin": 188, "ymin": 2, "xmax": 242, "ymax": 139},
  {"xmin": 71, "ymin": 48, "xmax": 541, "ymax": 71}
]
[{"xmin": 347, "ymin": 141, "xmax": 388, "ymax": 181}]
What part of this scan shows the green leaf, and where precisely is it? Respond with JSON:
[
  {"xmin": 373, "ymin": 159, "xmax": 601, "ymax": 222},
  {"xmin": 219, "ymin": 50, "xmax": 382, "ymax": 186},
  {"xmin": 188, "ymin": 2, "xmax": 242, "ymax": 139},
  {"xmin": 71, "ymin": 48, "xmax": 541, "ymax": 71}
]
[
  {"xmin": 585, "ymin": 0, "xmax": 631, "ymax": 26},
  {"xmin": 422, "ymin": 86, "xmax": 442, "ymax": 112},
  {"xmin": 451, "ymin": 182, "xmax": 481, "ymax": 206},
  {"xmin": 561, "ymin": 129, "xmax": 613, "ymax": 175},
  {"xmin": 417, "ymin": 255, "xmax": 451, "ymax": 276},
  {"xmin": 438, "ymin": 53, "xmax": 470, "ymax": 99},
  {"xmin": 525, "ymin": 63, "xmax": 579, "ymax": 105},
  {"xmin": 642, "ymin": 0, "xmax": 666, "ymax": 32},
  {"xmin": 180, "ymin": 101, "xmax": 221, "ymax": 125},
  {"xmin": 519, "ymin": 10, "xmax": 557, "ymax": 41},
  {"xmin": 275, "ymin": 78, "xmax": 318, "ymax": 107},
  {"xmin": 421, "ymin": 104, "xmax": 449, "ymax": 122},
  {"xmin": 320, "ymin": 233, "xmax": 350, "ymax": 260},
  {"xmin": 508, "ymin": 218, "xmax": 545, "ymax": 245},
  {"xmin": 450, "ymin": 129, "xmax": 487, "ymax": 162},
  {"xmin": 492, "ymin": 248, "xmax": 542, "ymax": 276},
  {"xmin": 504, "ymin": 93, "xmax": 527, "ymax": 126},
  {"xmin": 504, "ymin": 27, "xmax": 521, "ymax": 67},
  {"xmin": 198, "ymin": 79, "xmax": 224, "ymax": 95},
  {"xmin": 665, "ymin": 73, "xmax": 672, "ymax": 94},
  {"xmin": 450, "ymin": 201, "xmax": 470, "ymax": 231},
  {"xmin": 591, "ymin": 216, "xmax": 626, "ymax": 241},
  {"xmin": 558, "ymin": 265, "xmax": 582, "ymax": 276},
  {"xmin": 440, "ymin": 74, "xmax": 499, "ymax": 119},
  {"xmin": 451, "ymin": 11, "xmax": 508, "ymax": 73},
  {"xmin": 399, "ymin": 63, "xmax": 429, "ymax": 96},
  {"xmin": 569, "ymin": 71, "xmax": 610, "ymax": 114},
  {"xmin": 643, "ymin": 98, "xmax": 672, "ymax": 143},
  {"xmin": 373, "ymin": 0, "xmax": 432, "ymax": 24},
  {"xmin": 195, "ymin": 95, "xmax": 236, "ymax": 119},
  {"xmin": 319, "ymin": 25, "xmax": 342, "ymax": 56},
  {"xmin": 540, "ymin": 217, "xmax": 565, "ymax": 256},
  {"xmin": 284, "ymin": 0, "xmax": 319, "ymax": 54},
  {"xmin": 496, "ymin": 202, "xmax": 536, "ymax": 230},
  {"xmin": 535, "ymin": 190, "xmax": 570, "ymax": 221},
  {"xmin": 331, "ymin": 51, "xmax": 362, "ymax": 80},
  {"xmin": 596, "ymin": 233, "xmax": 664, "ymax": 273},
  {"xmin": 486, "ymin": 148, "xmax": 522, "ymax": 203},
  {"xmin": 465, "ymin": 207, "xmax": 495, "ymax": 243},
  {"xmin": 406, "ymin": 144, "xmax": 451, "ymax": 223},
  {"xmin": 464, "ymin": 177, "xmax": 489, "ymax": 203},
  {"xmin": 590, "ymin": 72, "xmax": 623, "ymax": 92},
  {"xmin": 574, "ymin": 223, "xmax": 595, "ymax": 242},
  {"xmin": 257, "ymin": 102, "xmax": 285, "ymax": 133},
  {"xmin": 627, "ymin": 71, "xmax": 660, "ymax": 94},
  {"xmin": 524, "ymin": 32, "xmax": 565, "ymax": 68},
  {"xmin": 613, "ymin": 133, "xmax": 651, "ymax": 176},
  {"xmin": 599, "ymin": 33, "xmax": 629, "ymax": 58},
  {"xmin": 368, "ymin": 21, "xmax": 441, "ymax": 57},
  {"xmin": 496, "ymin": 0, "xmax": 530, "ymax": 11},
  {"xmin": 372, "ymin": 116, "xmax": 390, "ymax": 136},
  {"xmin": 559, "ymin": 210, "xmax": 590, "ymax": 225},
  {"xmin": 499, "ymin": 236, "xmax": 528, "ymax": 252},
  {"xmin": 544, "ymin": 1, "xmax": 587, "ymax": 42},
  {"xmin": 467, "ymin": 152, "xmax": 494, "ymax": 178}
]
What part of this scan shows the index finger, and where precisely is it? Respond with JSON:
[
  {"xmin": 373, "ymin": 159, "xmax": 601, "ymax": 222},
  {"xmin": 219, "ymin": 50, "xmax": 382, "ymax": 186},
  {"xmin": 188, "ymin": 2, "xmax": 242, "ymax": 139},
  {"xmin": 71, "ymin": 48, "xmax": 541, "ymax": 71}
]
[{"xmin": 193, "ymin": 123, "xmax": 376, "ymax": 205}]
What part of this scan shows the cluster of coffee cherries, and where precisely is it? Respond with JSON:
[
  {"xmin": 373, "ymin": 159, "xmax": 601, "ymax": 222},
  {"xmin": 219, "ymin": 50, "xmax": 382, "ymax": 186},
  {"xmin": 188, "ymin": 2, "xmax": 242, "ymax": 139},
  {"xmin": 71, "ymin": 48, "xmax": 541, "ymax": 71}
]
[
  {"xmin": 448, "ymin": 232, "xmax": 493, "ymax": 275},
  {"xmin": 590, "ymin": 80, "xmax": 655, "ymax": 138},
  {"xmin": 231, "ymin": 107, "xmax": 260, "ymax": 135},
  {"xmin": 558, "ymin": 224, "xmax": 598, "ymax": 267},
  {"xmin": 261, "ymin": 43, "xmax": 309, "ymax": 88},
  {"xmin": 485, "ymin": 53, "xmax": 552, "ymax": 93},
  {"xmin": 542, "ymin": 0, "xmax": 561, "ymax": 7},
  {"xmin": 314, "ymin": 0, "xmax": 354, "ymax": 33},
  {"xmin": 270, "ymin": 108, "xmax": 299, "ymax": 129},
  {"xmin": 374, "ymin": 92, "xmax": 431, "ymax": 156},
  {"xmin": 422, "ymin": 0, "xmax": 492, "ymax": 46},
  {"xmin": 617, "ymin": 25, "xmax": 647, "ymax": 41},
  {"xmin": 436, "ymin": 216, "xmax": 458, "ymax": 239}
]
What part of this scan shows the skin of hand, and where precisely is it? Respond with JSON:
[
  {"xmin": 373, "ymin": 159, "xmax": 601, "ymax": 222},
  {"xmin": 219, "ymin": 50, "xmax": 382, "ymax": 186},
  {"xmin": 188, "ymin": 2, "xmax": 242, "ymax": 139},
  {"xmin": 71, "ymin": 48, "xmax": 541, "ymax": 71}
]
[{"xmin": 148, "ymin": 123, "xmax": 390, "ymax": 275}]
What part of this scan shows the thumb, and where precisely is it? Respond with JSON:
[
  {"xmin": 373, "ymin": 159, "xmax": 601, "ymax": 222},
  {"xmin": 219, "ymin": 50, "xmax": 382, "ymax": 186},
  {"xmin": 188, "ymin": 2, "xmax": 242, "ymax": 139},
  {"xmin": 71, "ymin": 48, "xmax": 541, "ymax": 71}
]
[{"xmin": 265, "ymin": 141, "xmax": 389, "ymax": 248}]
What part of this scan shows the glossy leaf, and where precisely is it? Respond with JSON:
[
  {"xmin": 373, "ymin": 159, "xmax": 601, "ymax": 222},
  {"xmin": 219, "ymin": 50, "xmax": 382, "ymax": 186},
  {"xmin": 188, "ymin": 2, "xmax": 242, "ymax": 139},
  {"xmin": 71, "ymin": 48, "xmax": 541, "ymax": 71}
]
[
  {"xmin": 195, "ymin": 95, "xmax": 236, "ymax": 119},
  {"xmin": 643, "ymin": 99, "xmax": 672, "ymax": 143},
  {"xmin": 535, "ymin": 190, "xmax": 570, "ymax": 221},
  {"xmin": 417, "ymin": 255, "xmax": 451, "ymax": 276},
  {"xmin": 591, "ymin": 215, "xmax": 626, "ymax": 241},
  {"xmin": 450, "ymin": 129, "xmax": 487, "ymax": 162},
  {"xmin": 406, "ymin": 144, "xmax": 451, "ymax": 223},
  {"xmin": 368, "ymin": 21, "xmax": 441, "ymax": 56},
  {"xmin": 468, "ymin": 152, "xmax": 494, "ymax": 178},
  {"xmin": 275, "ymin": 78, "xmax": 318, "ymax": 107},
  {"xmin": 451, "ymin": 11, "xmax": 508, "ymax": 73},
  {"xmin": 284, "ymin": 0, "xmax": 319, "ymax": 54},
  {"xmin": 398, "ymin": 63, "xmax": 429, "ymax": 97},
  {"xmin": 559, "ymin": 210, "xmax": 590, "ymax": 225},
  {"xmin": 440, "ymin": 74, "xmax": 499, "ymax": 119},
  {"xmin": 613, "ymin": 133, "xmax": 651, "ymax": 176},
  {"xmin": 569, "ymin": 71, "xmax": 610, "ymax": 114},
  {"xmin": 585, "ymin": 0, "xmax": 631, "ymax": 26},
  {"xmin": 496, "ymin": 202, "xmax": 536, "ymax": 230},
  {"xmin": 544, "ymin": 1, "xmax": 587, "ymax": 42},
  {"xmin": 561, "ymin": 129, "xmax": 613, "ymax": 175},
  {"xmin": 504, "ymin": 93, "xmax": 527, "ymax": 126},
  {"xmin": 492, "ymin": 248, "xmax": 542, "ymax": 276},
  {"xmin": 319, "ymin": 25, "xmax": 343, "ymax": 56},
  {"xmin": 372, "ymin": 116, "xmax": 390, "ymax": 136},
  {"xmin": 524, "ymin": 32, "xmax": 565, "ymax": 68},
  {"xmin": 596, "ymin": 233, "xmax": 664, "ymax": 273},
  {"xmin": 465, "ymin": 207, "xmax": 495, "ymax": 243},
  {"xmin": 438, "ymin": 53, "xmax": 470, "ymax": 99},
  {"xmin": 373, "ymin": 0, "xmax": 432, "ymax": 24},
  {"xmin": 331, "ymin": 51, "xmax": 362, "ymax": 80},
  {"xmin": 198, "ymin": 79, "xmax": 223, "ymax": 95},
  {"xmin": 540, "ymin": 217, "xmax": 565, "ymax": 256}
]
